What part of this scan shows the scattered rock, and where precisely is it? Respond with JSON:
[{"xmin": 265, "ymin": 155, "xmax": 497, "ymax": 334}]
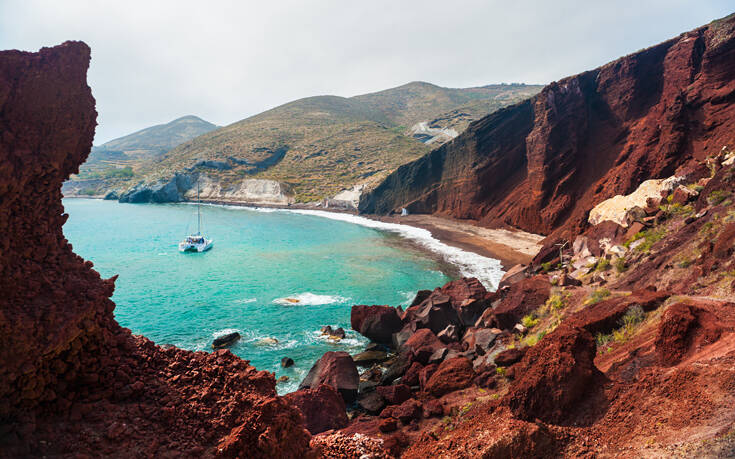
[
  {"xmin": 437, "ymin": 324, "xmax": 460, "ymax": 343},
  {"xmin": 358, "ymin": 391, "xmax": 386, "ymax": 415},
  {"xmin": 255, "ymin": 337, "xmax": 279, "ymax": 346},
  {"xmin": 393, "ymin": 399, "xmax": 423, "ymax": 424},
  {"xmin": 281, "ymin": 357, "xmax": 294, "ymax": 368},
  {"xmin": 402, "ymin": 329, "xmax": 444, "ymax": 364},
  {"xmin": 493, "ymin": 275, "xmax": 551, "ymax": 330},
  {"xmin": 379, "ymin": 417, "xmax": 398, "ymax": 433},
  {"xmin": 352, "ymin": 350, "xmax": 389, "ymax": 367}
]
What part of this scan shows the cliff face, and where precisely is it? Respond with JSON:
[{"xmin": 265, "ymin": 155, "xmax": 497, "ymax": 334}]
[
  {"xmin": 0, "ymin": 43, "xmax": 310, "ymax": 457},
  {"xmin": 360, "ymin": 14, "xmax": 735, "ymax": 238}
]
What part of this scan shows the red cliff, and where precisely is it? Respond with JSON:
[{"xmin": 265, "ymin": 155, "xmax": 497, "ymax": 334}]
[
  {"xmin": 360, "ymin": 14, "xmax": 735, "ymax": 239},
  {"xmin": 0, "ymin": 42, "xmax": 310, "ymax": 458}
]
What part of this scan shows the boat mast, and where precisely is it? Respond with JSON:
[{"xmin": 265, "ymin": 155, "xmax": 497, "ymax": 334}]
[{"xmin": 197, "ymin": 180, "xmax": 201, "ymax": 235}]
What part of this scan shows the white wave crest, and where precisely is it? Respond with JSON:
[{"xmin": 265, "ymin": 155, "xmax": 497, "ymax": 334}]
[
  {"xmin": 272, "ymin": 292, "xmax": 349, "ymax": 306},
  {"xmin": 234, "ymin": 297, "xmax": 257, "ymax": 304},
  {"xmin": 212, "ymin": 328, "xmax": 241, "ymax": 338}
]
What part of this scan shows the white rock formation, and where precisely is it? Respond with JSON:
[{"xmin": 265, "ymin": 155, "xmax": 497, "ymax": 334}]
[
  {"xmin": 189, "ymin": 174, "xmax": 294, "ymax": 205},
  {"xmin": 588, "ymin": 176, "xmax": 684, "ymax": 227}
]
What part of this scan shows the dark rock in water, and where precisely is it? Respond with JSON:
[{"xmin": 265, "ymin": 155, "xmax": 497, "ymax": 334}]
[
  {"xmin": 281, "ymin": 357, "xmax": 295, "ymax": 368},
  {"xmin": 321, "ymin": 325, "xmax": 334, "ymax": 335},
  {"xmin": 284, "ymin": 384, "xmax": 348, "ymax": 434},
  {"xmin": 353, "ymin": 350, "xmax": 388, "ymax": 367},
  {"xmin": 332, "ymin": 327, "xmax": 346, "ymax": 339},
  {"xmin": 277, "ymin": 375, "xmax": 289, "ymax": 383},
  {"xmin": 103, "ymin": 190, "xmax": 119, "ymax": 200},
  {"xmin": 299, "ymin": 351, "xmax": 359, "ymax": 403},
  {"xmin": 351, "ymin": 305, "xmax": 403, "ymax": 344},
  {"xmin": 212, "ymin": 332, "xmax": 241, "ymax": 349},
  {"xmin": 358, "ymin": 390, "xmax": 386, "ymax": 414}
]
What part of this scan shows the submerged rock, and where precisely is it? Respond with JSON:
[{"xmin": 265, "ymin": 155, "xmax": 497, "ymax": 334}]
[{"xmin": 212, "ymin": 332, "xmax": 241, "ymax": 349}]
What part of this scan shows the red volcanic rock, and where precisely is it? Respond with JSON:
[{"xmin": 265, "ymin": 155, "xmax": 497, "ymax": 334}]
[
  {"xmin": 423, "ymin": 399, "xmax": 444, "ymax": 417},
  {"xmin": 411, "ymin": 294, "xmax": 462, "ymax": 335},
  {"xmin": 300, "ymin": 351, "xmax": 359, "ymax": 403},
  {"xmin": 671, "ymin": 185, "xmax": 698, "ymax": 205},
  {"xmin": 655, "ymin": 302, "xmax": 723, "ymax": 366},
  {"xmin": 493, "ymin": 275, "xmax": 551, "ymax": 330},
  {"xmin": 392, "ymin": 399, "xmax": 423, "ymax": 424},
  {"xmin": 569, "ymin": 288, "xmax": 669, "ymax": 335},
  {"xmin": 350, "ymin": 305, "xmax": 402, "ymax": 344},
  {"xmin": 461, "ymin": 327, "xmax": 499, "ymax": 355},
  {"xmin": 0, "ymin": 43, "xmax": 310, "ymax": 457},
  {"xmin": 284, "ymin": 384, "xmax": 348, "ymax": 434},
  {"xmin": 402, "ymin": 329, "xmax": 443, "ymax": 364},
  {"xmin": 494, "ymin": 347, "xmax": 528, "ymax": 367},
  {"xmin": 425, "ymin": 357, "xmax": 475, "ymax": 397},
  {"xmin": 379, "ymin": 417, "xmax": 398, "ymax": 433},
  {"xmin": 402, "ymin": 361, "xmax": 423, "ymax": 386},
  {"xmin": 377, "ymin": 384, "xmax": 412, "ymax": 405},
  {"xmin": 418, "ymin": 363, "xmax": 439, "ymax": 392},
  {"xmin": 503, "ymin": 324, "xmax": 603, "ymax": 424},
  {"xmin": 360, "ymin": 15, "xmax": 735, "ymax": 242},
  {"xmin": 713, "ymin": 223, "xmax": 735, "ymax": 259},
  {"xmin": 438, "ymin": 277, "xmax": 490, "ymax": 306}
]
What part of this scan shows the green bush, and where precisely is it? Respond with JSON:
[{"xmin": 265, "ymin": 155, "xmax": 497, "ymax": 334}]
[
  {"xmin": 596, "ymin": 258, "xmax": 611, "ymax": 271},
  {"xmin": 585, "ymin": 288, "xmax": 611, "ymax": 305},
  {"xmin": 708, "ymin": 190, "xmax": 731, "ymax": 206},
  {"xmin": 521, "ymin": 314, "xmax": 539, "ymax": 329},
  {"xmin": 614, "ymin": 257, "xmax": 627, "ymax": 273}
]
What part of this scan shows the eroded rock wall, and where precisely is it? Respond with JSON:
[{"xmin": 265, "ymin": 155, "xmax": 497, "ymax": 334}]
[
  {"xmin": 0, "ymin": 42, "xmax": 310, "ymax": 458},
  {"xmin": 360, "ymin": 14, "xmax": 735, "ymax": 239}
]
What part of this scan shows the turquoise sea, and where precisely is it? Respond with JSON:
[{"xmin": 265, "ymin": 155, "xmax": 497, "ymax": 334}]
[{"xmin": 62, "ymin": 199, "xmax": 475, "ymax": 393}]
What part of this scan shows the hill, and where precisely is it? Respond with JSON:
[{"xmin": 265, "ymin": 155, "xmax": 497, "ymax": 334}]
[
  {"xmin": 110, "ymin": 82, "xmax": 541, "ymax": 204},
  {"xmin": 64, "ymin": 115, "xmax": 218, "ymax": 196}
]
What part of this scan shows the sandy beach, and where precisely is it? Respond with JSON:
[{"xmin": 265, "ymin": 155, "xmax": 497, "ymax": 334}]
[{"xmin": 377, "ymin": 214, "xmax": 544, "ymax": 270}]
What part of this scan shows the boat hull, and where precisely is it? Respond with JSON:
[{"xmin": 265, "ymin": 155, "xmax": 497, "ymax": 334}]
[{"xmin": 178, "ymin": 240, "xmax": 213, "ymax": 253}]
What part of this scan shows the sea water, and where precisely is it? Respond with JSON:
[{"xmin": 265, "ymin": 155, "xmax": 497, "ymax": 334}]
[{"xmin": 62, "ymin": 199, "xmax": 503, "ymax": 393}]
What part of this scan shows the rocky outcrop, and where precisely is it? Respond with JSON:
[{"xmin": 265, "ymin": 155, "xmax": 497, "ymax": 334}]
[
  {"xmin": 0, "ymin": 42, "xmax": 310, "ymax": 457},
  {"xmin": 118, "ymin": 173, "xmax": 192, "ymax": 202},
  {"xmin": 351, "ymin": 305, "xmax": 403, "ymax": 344},
  {"xmin": 299, "ymin": 351, "xmax": 359, "ymax": 403},
  {"xmin": 284, "ymin": 384, "xmax": 349, "ymax": 434},
  {"xmin": 360, "ymin": 14, "xmax": 735, "ymax": 240}
]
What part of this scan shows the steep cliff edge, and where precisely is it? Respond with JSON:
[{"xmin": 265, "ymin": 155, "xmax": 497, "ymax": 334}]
[
  {"xmin": 360, "ymin": 14, "xmax": 735, "ymax": 239},
  {"xmin": 0, "ymin": 43, "xmax": 310, "ymax": 457}
]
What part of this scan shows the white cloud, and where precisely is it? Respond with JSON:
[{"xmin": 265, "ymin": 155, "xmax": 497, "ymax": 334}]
[{"xmin": 1, "ymin": 0, "xmax": 731, "ymax": 143}]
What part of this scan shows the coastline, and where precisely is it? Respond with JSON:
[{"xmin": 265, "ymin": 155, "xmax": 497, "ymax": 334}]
[{"xmin": 64, "ymin": 196, "xmax": 542, "ymax": 275}]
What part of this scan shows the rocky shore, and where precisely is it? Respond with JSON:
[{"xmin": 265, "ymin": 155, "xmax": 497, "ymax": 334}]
[{"xmin": 4, "ymin": 12, "xmax": 735, "ymax": 459}]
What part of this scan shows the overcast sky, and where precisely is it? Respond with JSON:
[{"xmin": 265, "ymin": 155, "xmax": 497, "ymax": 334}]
[{"xmin": 1, "ymin": 1, "xmax": 732, "ymax": 144}]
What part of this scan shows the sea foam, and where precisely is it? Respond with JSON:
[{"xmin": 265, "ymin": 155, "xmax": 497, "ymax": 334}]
[{"xmin": 272, "ymin": 292, "xmax": 350, "ymax": 306}]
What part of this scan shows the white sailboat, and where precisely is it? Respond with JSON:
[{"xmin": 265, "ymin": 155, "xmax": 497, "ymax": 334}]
[{"xmin": 178, "ymin": 181, "xmax": 213, "ymax": 253}]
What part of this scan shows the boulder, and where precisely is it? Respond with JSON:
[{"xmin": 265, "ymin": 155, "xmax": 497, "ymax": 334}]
[
  {"xmin": 299, "ymin": 351, "xmax": 359, "ymax": 403},
  {"xmin": 655, "ymin": 302, "xmax": 723, "ymax": 366},
  {"xmin": 284, "ymin": 384, "xmax": 348, "ymax": 435},
  {"xmin": 392, "ymin": 324, "xmax": 414, "ymax": 350},
  {"xmin": 352, "ymin": 350, "xmax": 389, "ymax": 367},
  {"xmin": 494, "ymin": 348, "xmax": 527, "ymax": 367},
  {"xmin": 462, "ymin": 328, "xmax": 499, "ymax": 355},
  {"xmin": 401, "ymin": 329, "xmax": 444, "ymax": 364},
  {"xmin": 357, "ymin": 391, "xmax": 386, "ymax": 415},
  {"xmin": 428, "ymin": 347, "xmax": 448, "ymax": 365},
  {"xmin": 418, "ymin": 363, "xmax": 439, "ymax": 392},
  {"xmin": 437, "ymin": 324, "xmax": 460, "ymax": 343},
  {"xmin": 409, "ymin": 290, "xmax": 432, "ymax": 307},
  {"xmin": 281, "ymin": 357, "xmax": 294, "ymax": 368},
  {"xmin": 378, "ymin": 417, "xmax": 398, "ymax": 433},
  {"xmin": 212, "ymin": 332, "xmax": 241, "ymax": 349},
  {"xmin": 412, "ymin": 294, "xmax": 461, "ymax": 335},
  {"xmin": 401, "ymin": 361, "xmax": 423, "ymax": 387},
  {"xmin": 499, "ymin": 264, "xmax": 529, "ymax": 287},
  {"xmin": 474, "ymin": 308, "xmax": 498, "ymax": 328},
  {"xmin": 493, "ymin": 275, "xmax": 551, "ymax": 330},
  {"xmin": 425, "ymin": 357, "xmax": 475, "ymax": 397},
  {"xmin": 376, "ymin": 384, "xmax": 412, "ymax": 405},
  {"xmin": 380, "ymin": 353, "xmax": 411, "ymax": 386},
  {"xmin": 351, "ymin": 305, "xmax": 403, "ymax": 344},
  {"xmin": 671, "ymin": 185, "xmax": 698, "ymax": 205},
  {"xmin": 332, "ymin": 327, "xmax": 346, "ymax": 339},
  {"xmin": 392, "ymin": 399, "xmax": 423, "ymax": 424}
]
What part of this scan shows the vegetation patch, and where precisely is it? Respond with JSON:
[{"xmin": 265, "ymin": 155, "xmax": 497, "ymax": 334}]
[
  {"xmin": 585, "ymin": 288, "xmax": 611, "ymax": 305},
  {"xmin": 596, "ymin": 305, "xmax": 646, "ymax": 352}
]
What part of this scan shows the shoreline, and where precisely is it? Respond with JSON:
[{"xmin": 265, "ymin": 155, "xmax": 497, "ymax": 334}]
[{"xmin": 64, "ymin": 196, "xmax": 543, "ymax": 278}]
